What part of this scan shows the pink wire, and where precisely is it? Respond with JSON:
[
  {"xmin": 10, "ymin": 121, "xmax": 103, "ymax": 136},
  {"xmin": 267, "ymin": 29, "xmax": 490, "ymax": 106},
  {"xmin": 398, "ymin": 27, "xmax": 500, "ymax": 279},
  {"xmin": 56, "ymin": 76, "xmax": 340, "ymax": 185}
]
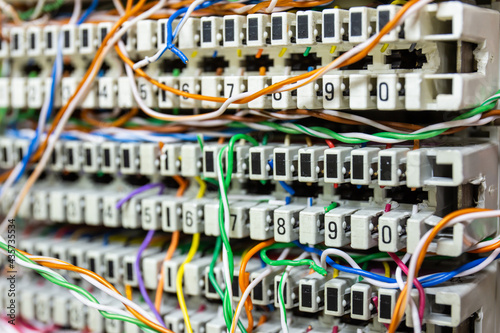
[
  {"xmin": 388, "ymin": 252, "xmax": 425, "ymax": 322},
  {"xmin": 372, "ymin": 296, "xmax": 389, "ymax": 330}
]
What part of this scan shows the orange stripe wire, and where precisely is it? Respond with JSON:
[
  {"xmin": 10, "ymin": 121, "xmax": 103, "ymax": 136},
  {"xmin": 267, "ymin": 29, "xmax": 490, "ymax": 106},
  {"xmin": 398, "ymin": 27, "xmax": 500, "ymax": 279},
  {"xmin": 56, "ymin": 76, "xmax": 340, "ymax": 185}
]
[
  {"xmin": 18, "ymin": 250, "xmax": 174, "ymax": 333},
  {"xmin": 238, "ymin": 239, "xmax": 275, "ymax": 333},
  {"xmin": 388, "ymin": 208, "xmax": 489, "ymax": 332}
]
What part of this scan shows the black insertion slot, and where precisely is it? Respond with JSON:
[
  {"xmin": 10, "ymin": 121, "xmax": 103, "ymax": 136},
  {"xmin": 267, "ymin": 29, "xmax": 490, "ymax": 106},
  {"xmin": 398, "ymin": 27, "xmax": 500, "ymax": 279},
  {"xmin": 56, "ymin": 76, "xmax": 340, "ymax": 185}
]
[
  {"xmin": 326, "ymin": 287, "xmax": 338, "ymax": 312},
  {"xmin": 232, "ymin": 276, "xmax": 239, "ymax": 297},
  {"xmin": 301, "ymin": 284, "xmax": 312, "ymax": 308},
  {"xmin": 2, "ymin": 147, "xmax": 7, "ymax": 162},
  {"xmin": 352, "ymin": 290, "xmax": 364, "ymax": 315},
  {"xmin": 300, "ymin": 153, "xmax": 312, "ymax": 177},
  {"xmin": 82, "ymin": 29, "xmax": 88, "ymax": 48},
  {"xmin": 287, "ymin": 53, "xmax": 321, "ymax": 71},
  {"xmin": 386, "ymin": 49, "xmax": 427, "ymax": 69},
  {"xmin": 339, "ymin": 53, "xmax": 373, "ymax": 70},
  {"xmin": 208, "ymin": 274, "xmax": 216, "ymax": 293},
  {"xmin": 89, "ymin": 258, "xmax": 96, "ymax": 273},
  {"xmin": 85, "ymin": 148, "xmax": 92, "ymax": 166},
  {"xmin": 205, "ymin": 151, "xmax": 214, "ymax": 172},
  {"xmin": 323, "ymin": 13, "xmax": 335, "ymax": 38},
  {"xmin": 202, "ymin": 21, "xmax": 212, "ymax": 43},
  {"xmin": 326, "ymin": 154, "xmax": 338, "ymax": 179},
  {"xmin": 107, "ymin": 260, "xmax": 114, "ymax": 278},
  {"xmin": 380, "ymin": 156, "xmax": 392, "ymax": 181},
  {"xmin": 200, "ymin": 56, "xmax": 229, "ymax": 73},
  {"xmin": 161, "ymin": 58, "xmax": 186, "ymax": 73},
  {"xmin": 66, "ymin": 148, "xmax": 74, "ymax": 165},
  {"xmin": 242, "ymin": 55, "xmax": 274, "ymax": 72},
  {"xmin": 51, "ymin": 151, "xmax": 57, "ymax": 165},
  {"xmin": 71, "ymin": 255, "xmax": 78, "ymax": 266},
  {"xmin": 100, "ymin": 28, "xmax": 107, "ymax": 43},
  {"xmin": 47, "ymin": 32, "xmax": 53, "ymax": 49},
  {"xmin": 225, "ymin": 19, "xmax": 234, "ymax": 42},
  {"xmin": 275, "ymin": 153, "xmax": 286, "ymax": 176},
  {"xmin": 253, "ymin": 281, "xmax": 263, "ymax": 301},
  {"xmin": 30, "ymin": 33, "xmax": 36, "ymax": 50},
  {"xmin": 379, "ymin": 294, "xmax": 392, "ymax": 319},
  {"xmin": 248, "ymin": 18, "xmax": 259, "ymax": 41},
  {"xmin": 351, "ymin": 155, "xmax": 364, "ymax": 180},
  {"xmin": 126, "ymin": 262, "xmax": 133, "ymax": 281},
  {"xmin": 297, "ymin": 15, "xmax": 309, "ymax": 39},
  {"xmin": 272, "ymin": 16, "xmax": 283, "ymax": 40},
  {"xmin": 160, "ymin": 23, "xmax": 166, "ymax": 44},
  {"xmin": 64, "ymin": 30, "xmax": 70, "ymax": 48},
  {"xmin": 350, "ymin": 12, "xmax": 362, "ymax": 37},
  {"xmin": 103, "ymin": 148, "xmax": 111, "ymax": 167},
  {"xmin": 13, "ymin": 34, "xmax": 19, "ymax": 50},
  {"xmin": 122, "ymin": 149, "xmax": 130, "ymax": 168},
  {"xmin": 251, "ymin": 152, "xmax": 261, "ymax": 175}
]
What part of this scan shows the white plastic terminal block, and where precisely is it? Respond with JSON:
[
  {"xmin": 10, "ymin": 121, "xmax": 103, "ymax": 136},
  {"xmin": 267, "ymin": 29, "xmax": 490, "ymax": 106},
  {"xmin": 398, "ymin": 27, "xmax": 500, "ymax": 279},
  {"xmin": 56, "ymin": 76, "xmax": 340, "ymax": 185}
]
[
  {"xmin": 224, "ymin": 76, "xmax": 247, "ymax": 109},
  {"xmin": 102, "ymin": 194, "xmax": 124, "ymax": 228},
  {"xmin": 322, "ymin": 9, "xmax": 349, "ymax": 44},
  {"xmin": 161, "ymin": 197, "xmax": 186, "ymax": 232},
  {"xmin": 184, "ymin": 257, "xmax": 212, "ymax": 296},
  {"xmin": 223, "ymin": 15, "xmax": 245, "ymax": 47},
  {"xmin": 201, "ymin": 76, "xmax": 223, "ymax": 108},
  {"xmin": 158, "ymin": 76, "xmax": 180, "ymax": 109},
  {"xmin": 49, "ymin": 190, "xmax": 66, "ymax": 222},
  {"xmin": 10, "ymin": 27, "xmax": 25, "ymax": 57},
  {"xmin": 157, "ymin": 19, "xmax": 169, "ymax": 50},
  {"xmin": 296, "ymin": 11, "xmax": 321, "ymax": 45},
  {"xmin": 226, "ymin": 143, "xmax": 250, "ymax": 179},
  {"xmin": 271, "ymin": 13, "xmax": 295, "ymax": 45},
  {"xmin": 324, "ymin": 147, "xmax": 352, "ymax": 184},
  {"xmin": 178, "ymin": 18, "xmax": 200, "ymax": 49},
  {"xmin": 350, "ymin": 209, "xmax": 383, "ymax": 250},
  {"xmin": 349, "ymin": 74, "xmax": 377, "ymax": 110},
  {"xmin": 123, "ymin": 247, "xmax": 160, "ymax": 287},
  {"xmin": 163, "ymin": 254, "xmax": 187, "ymax": 292},
  {"xmin": 81, "ymin": 142, "xmax": 100, "ymax": 173},
  {"xmin": 104, "ymin": 246, "xmax": 139, "ymax": 284},
  {"xmin": 273, "ymin": 145, "xmax": 302, "ymax": 181},
  {"xmin": 324, "ymin": 274, "xmax": 357, "ymax": 317},
  {"xmin": 61, "ymin": 77, "xmax": 77, "ymax": 105},
  {"xmin": 348, "ymin": 7, "xmax": 377, "ymax": 43},
  {"xmin": 247, "ymin": 76, "xmax": 272, "ymax": 109},
  {"xmin": 179, "ymin": 77, "xmax": 201, "ymax": 108},
  {"xmin": 0, "ymin": 138, "xmax": 14, "ymax": 169},
  {"xmin": 297, "ymin": 78, "xmax": 322, "ymax": 109},
  {"xmin": 64, "ymin": 141, "xmax": 82, "ymax": 172},
  {"xmin": 350, "ymin": 283, "xmax": 373, "ymax": 320},
  {"xmin": 180, "ymin": 143, "xmax": 202, "ymax": 177},
  {"xmin": 66, "ymin": 191, "xmax": 86, "ymax": 224},
  {"xmin": 43, "ymin": 25, "xmax": 59, "ymax": 56},
  {"xmin": 118, "ymin": 76, "xmax": 135, "ymax": 108},
  {"xmin": 201, "ymin": 16, "xmax": 223, "ymax": 48},
  {"xmin": 205, "ymin": 263, "xmax": 225, "ymax": 299},
  {"xmin": 97, "ymin": 22, "xmax": 113, "ymax": 47},
  {"xmin": 377, "ymin": 74, "xmax": 404, "ymax": 110},
  {"xmin": 350, "ymin": 147, "xmax": 380, "ymax": 185},
  {"xmin": 272, "ymin": 76, "xmax": 296, "ymax": 109},
  {"xmin": 299, "ymin": 206, "xmax": 325, "ymax": 245},
  {"xmin": 61, "ymin": 25, "xmax": 77, "ymax": 55},
  {"xmin": 32, "ymin": 189, "xmax": 49, "ymax": 221},
  {"xmin": 160, "ymin": 143, "xmax": 182, "ymax": 176},
  {"xmin": 325, "ymin": 207, "xmax": 358, "ymax": 247},
  {"xmin": 136, "ymin": 20, "xmax": 156, "ymax": 52},
  {"xmin": 377, "ymin": 5, "xmax": 403, "ymax": 42},
  {"xmin": 139, "ymin": 143, "xmax": 159, "ymax": 175},
  {"xmin": 377, "ymin": 289, "xmax": 399, "ymax": 324},
  {"xmin": 406, "ymin": 210, "xmax": 435, "ymax": 254},
  {"xmin": 0, "ymin": 78, "xmax": 9, "ymax": 107},
  {"xmin": 274, "ymin": 266, "xmax": 308, "ymax": 309},
  {"xmin": 203, "ymin": 144, "xmax": 224, "ymax": 179},
  {"xmin": 26, "ymin": 26, "xmax": 42, "ymax": 57},
  {"xmin": 378, "ymin": 210, "xmax": 410, "ymax": 252},
  {"xmin": 79, "ymin": 23, "xmax": 96, "ymax": 54},
  {"xmin": 84, "ymin": 192, "xmax": 104, "ymax": 225},
  {"xmin": 137, "ymin": 77, "xmax": 157, "ymax": 108},
  {"xmin": 182, "ymin": 199, "xmax": 211, "ymax": 234},
  {"xmin": 27, "ymin": 77, "xmax": 44, "ymax": 109},
  {"xmin": 142, "ymin": 195, "xmax": 171, "ymax": 230},
  {"xmin": 250, "ymin": 203, "xmax": 280, "ymax": 240},
  {"xmin": 11, "ymin": 78, "xmax": 27, "ymax": 108},
  {"xmin": 13, "ymin": 139, "xmax": 29, "ymax": 164},
  {"xmin": 250, "ymin": 265, "xmax": 285, "ymax": 305},
  {"xmin": 249, "ymin": 145, "xmax": 275, "ymax": 180},
  {"xmin": 0, "ymin": 28, "xmax": 8, "ymax": 58},
  {"xmin": 98, "ymin": 77, "xmax": 117, "ymax": 109},
  {"xmin": 100, "ymin": 142, "xmax": 120, "ymax": 173},
  {"xmin": 273, "ymin": 204, "xmax": 305, "ymax": 243},
  {"xmin": 378, "ymin": 148, "xmax": 409, "ymax": 186},
  {"xmin": 49, "ymin": 141, "xmax": 65, "ymax": 171},
  {"xmin": 299, "ymin": 272, "xmax": 326, "ymax": 312},
  {"xmin": 298, "ymin": 146, "xmax": 326, "ymax": 182},
  {"xmin": 247, "ymin": 14, "xmax": 270, "ymax": 47}
]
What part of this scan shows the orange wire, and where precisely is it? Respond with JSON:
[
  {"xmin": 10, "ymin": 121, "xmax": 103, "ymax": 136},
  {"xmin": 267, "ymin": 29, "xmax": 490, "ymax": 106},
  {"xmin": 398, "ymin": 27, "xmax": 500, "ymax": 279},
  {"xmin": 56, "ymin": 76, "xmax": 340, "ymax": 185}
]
[
  {"xmin": 18, "ymin": 251, "xmax": 174, "ymax": 333},
  {"xmin": 173, "ymin": 175, "xmax": 188, "ymax": 197},
  {"xmin": 388, "ymin": 208, "xmax": 489, "ymax": 332},
  {"xmin": 238, "ymin": 240, "xmax": 275, "ymax": 333},
  {"xmin": 154, "ymin": 230, "xmax": 180, "ymax": 311}
]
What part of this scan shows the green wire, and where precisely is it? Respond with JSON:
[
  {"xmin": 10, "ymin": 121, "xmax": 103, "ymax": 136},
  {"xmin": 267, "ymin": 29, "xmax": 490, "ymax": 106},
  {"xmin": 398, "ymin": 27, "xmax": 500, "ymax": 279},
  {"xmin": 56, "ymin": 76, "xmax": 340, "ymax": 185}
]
[
  {"xmin": 19, "ymin": 0, "xmax": 65, "ymax": 20},
  {"xmin": 260, "ymin": 243, "xmax": 327, "ymax": 275},
  {"xmin": 0, "ymin": 242, "xmax": 161, "ymax": 332},
  {"xmin": 278, "ymin": 270, "xmax": 288, "ymax": 325}
]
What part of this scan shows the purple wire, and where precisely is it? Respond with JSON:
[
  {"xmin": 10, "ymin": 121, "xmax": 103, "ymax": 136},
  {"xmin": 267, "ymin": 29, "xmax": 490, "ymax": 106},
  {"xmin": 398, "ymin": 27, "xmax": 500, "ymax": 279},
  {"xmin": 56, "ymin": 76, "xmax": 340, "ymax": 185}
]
[
  {"xmin": 118, "ymin": 183, "xmax": 166, "ymax": 326},
  {"xmin": 116, "ymin": 183, "xmax": 165, "ymax": 209},
  {"xmin": 135, "ymin": 229, "xmax": 166, "ymax": 326}
]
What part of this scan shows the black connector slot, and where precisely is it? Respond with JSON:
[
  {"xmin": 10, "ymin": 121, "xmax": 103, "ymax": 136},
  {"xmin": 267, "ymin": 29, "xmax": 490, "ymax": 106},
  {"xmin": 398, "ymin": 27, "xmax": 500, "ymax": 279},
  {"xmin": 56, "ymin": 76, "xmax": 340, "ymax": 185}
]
[
  {"xmin": 337, "ymin": 184, "xmax": 374, "ymax": 201},
  {"xmin": 287, "ymin": 53, "xmax": 321, "ymax": 71},
  {"xmin": 385, "ymin": 48, "xmax": 427, "ymax": 69},
  {"xmin": 386, "ymin": 187, "xmax": 428, "ymax": 204},
  {"xmin": 339, "ymin": 54, "xmax": 373, "ymax": 70},
  {"xmin": 241, "ymin": 55, "xmax": 274, "ymax": 72},
  {"xmin": 23, "ymin": 63, "xmax": 42, "ymax": 76},
  {"xmin": 200, "ymin": 56, "xmax": 229, "ymax": 73},
  {"xmin": 161, "ymin": 58, "xmax": 187, "ymax": 73}
]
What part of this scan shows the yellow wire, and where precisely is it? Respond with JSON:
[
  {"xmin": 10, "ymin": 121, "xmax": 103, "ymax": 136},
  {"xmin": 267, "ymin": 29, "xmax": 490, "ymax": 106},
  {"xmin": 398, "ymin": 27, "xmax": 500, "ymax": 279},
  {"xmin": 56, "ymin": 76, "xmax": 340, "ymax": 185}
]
[
  {"xmin": 194, "ymin": 176, "xmax": 206, "ymax": 199},
  {"xmin": 176, "ymin": 233, "xmax": 200, "ymax": 333},
  {"xmin": 125, "ymin": 284, "xmax": 133, "ymax": 301},
  {"xmin": 382, "ymin": 261, "xmax": 391, "ymax": 278},
  {"xmin": 333, "ymin": 259, "xmax": 340, "ymax": 278}
]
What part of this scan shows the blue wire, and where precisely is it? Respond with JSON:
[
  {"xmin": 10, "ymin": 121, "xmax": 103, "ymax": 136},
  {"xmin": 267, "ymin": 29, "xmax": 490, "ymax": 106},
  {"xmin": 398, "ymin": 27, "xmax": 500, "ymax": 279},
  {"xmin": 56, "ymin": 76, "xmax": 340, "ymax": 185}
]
[
  {"xmin": 293, "ymin": 242, "xmax": 499, "ymax": 288},
  {"xmin": 268, "ymin": 160, "xmax": 295, "ymax": 196},
  {"xmin": 12, "ymin": 0, "xmax": 99, "ymax": 186},
  {"xmin": 77, "ymin": 0, "xmax": 100, "ymax": 25}
]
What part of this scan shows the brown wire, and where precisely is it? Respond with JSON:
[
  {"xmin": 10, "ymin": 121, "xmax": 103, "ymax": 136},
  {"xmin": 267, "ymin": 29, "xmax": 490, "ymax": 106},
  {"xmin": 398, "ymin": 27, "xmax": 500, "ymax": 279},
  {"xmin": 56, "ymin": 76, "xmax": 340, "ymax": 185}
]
[{"xmin": 81, "ymin": 108, "xmax": 139, "ymax": 128}]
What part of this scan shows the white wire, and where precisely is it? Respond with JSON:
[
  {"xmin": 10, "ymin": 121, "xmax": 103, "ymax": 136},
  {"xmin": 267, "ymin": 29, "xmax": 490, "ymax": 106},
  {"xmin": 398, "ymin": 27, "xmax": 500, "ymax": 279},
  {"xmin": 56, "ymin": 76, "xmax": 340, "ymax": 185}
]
[
  {"xmin": 266, "ymin": 0, "xmax": 279, "ymax": 13},
  {"xmin": 455, "ymin": 247, "xmax": 500, "ymax": 277},
  {"xmin": 394, "ymin": 253, "xmax": 421, "ymax": 333},
  {"xmin": 68, "ymin": 0, "xmax": 82, "ymax": 25},
  {"xmin": 0, "ymin": 0, "xmax": 168, "ymax": 234},
  {"xmin": 30, "ymin": 0, "xmax": 47, "ymax": 19},
  {"xmin": 404, "ymin": 210, "xmax": 500, "ymax": 325},
  {"xmin": 231, "ymin": 248, "xmax": 290, "ymax": 332}
]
